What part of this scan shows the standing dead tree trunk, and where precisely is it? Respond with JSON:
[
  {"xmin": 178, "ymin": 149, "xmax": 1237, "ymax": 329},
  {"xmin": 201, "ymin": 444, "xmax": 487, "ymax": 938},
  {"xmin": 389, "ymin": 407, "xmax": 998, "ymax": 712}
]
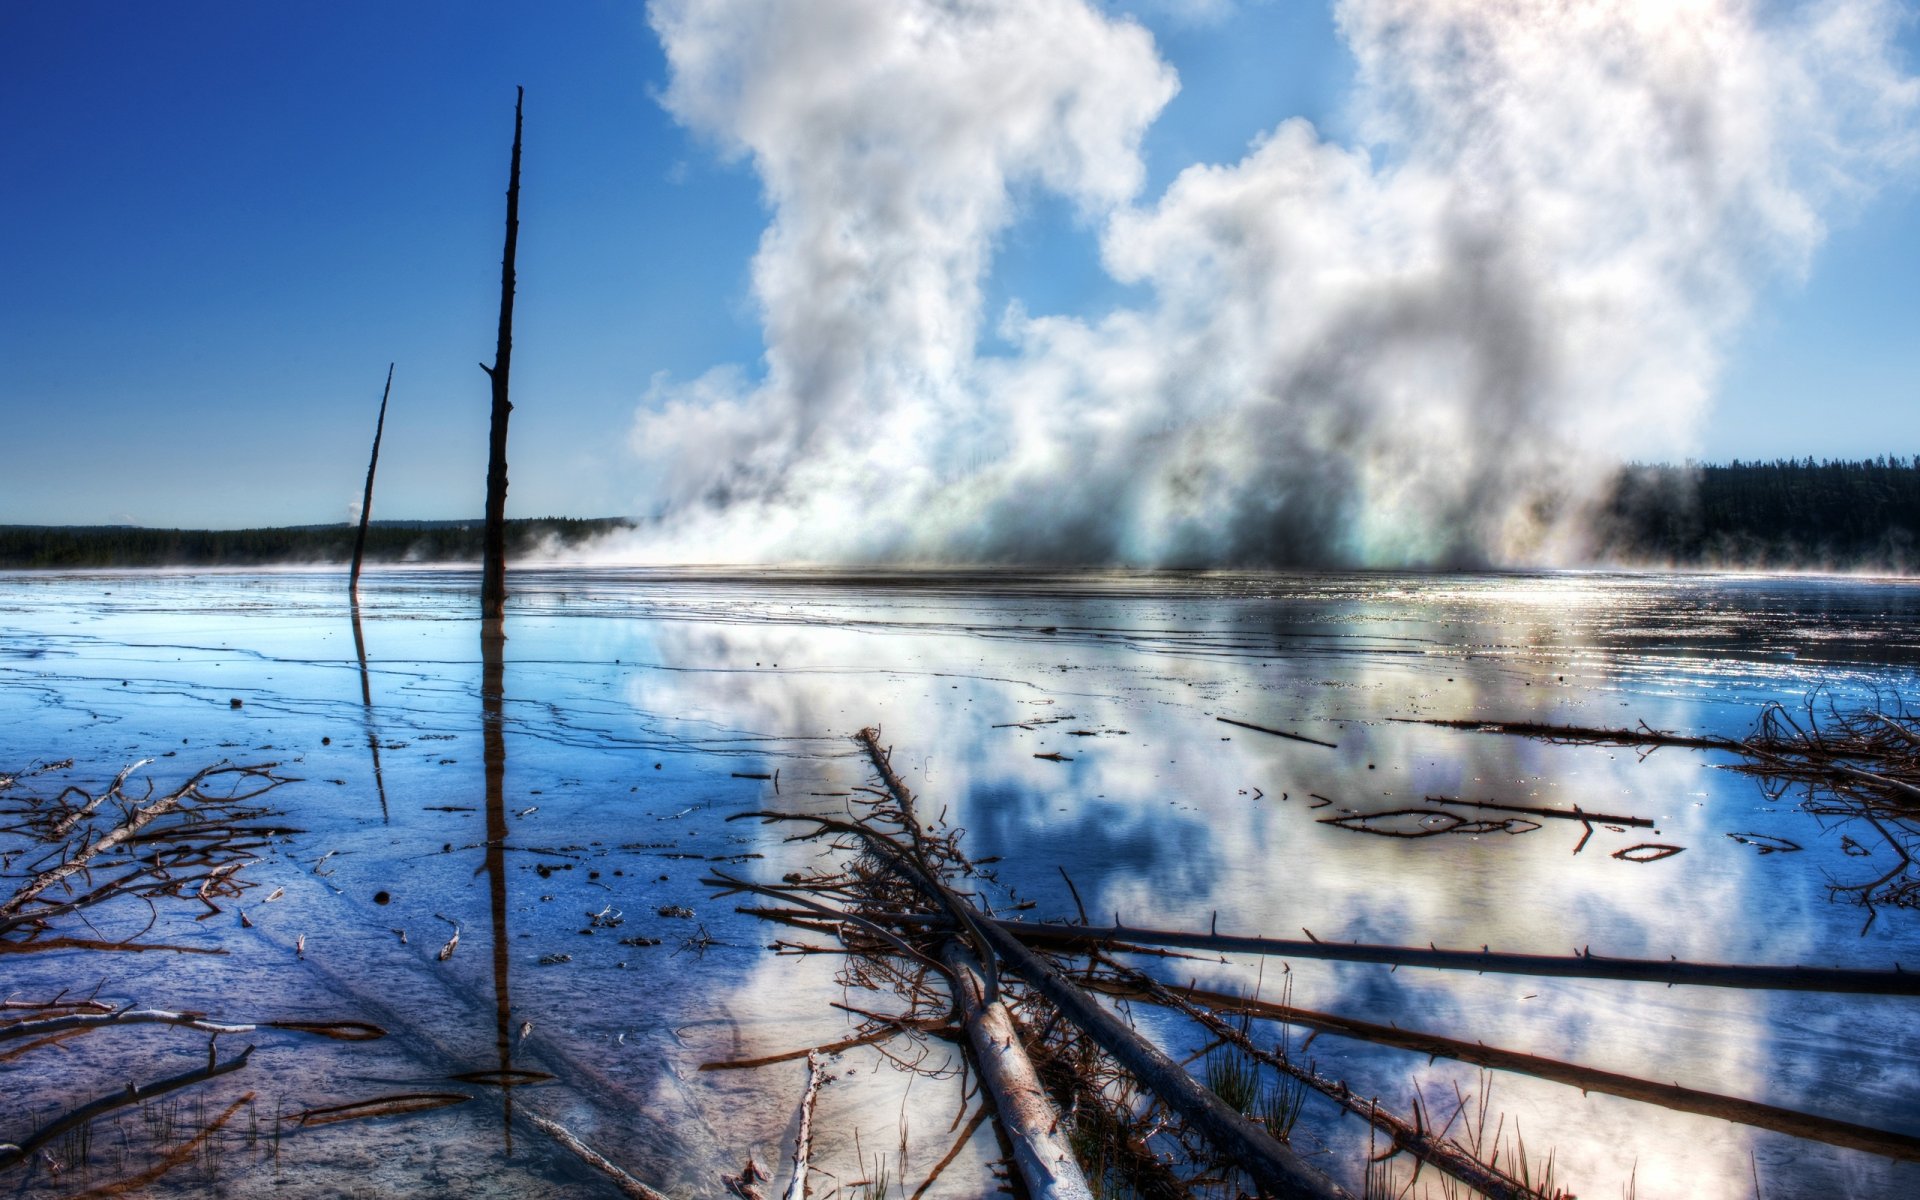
[
  {"xmin": 349, "ymin": 362, "xmax": 394, "ymax": 596},
  {"xmin": 480, "ymin": 87, "xmax": 523, "ymax": 629}
]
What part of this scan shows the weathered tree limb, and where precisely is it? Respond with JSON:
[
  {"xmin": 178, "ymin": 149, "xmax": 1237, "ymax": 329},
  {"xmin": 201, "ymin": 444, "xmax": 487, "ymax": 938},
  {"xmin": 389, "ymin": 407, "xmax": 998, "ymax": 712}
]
[
  {"xmin": 45, "ymin": 760, "xmax": 150, "ymax": 842},
  {"xmin": 1426, "ymin": 796, "xmax": 1655, "ymax": 828},
  {"xmin": 798, "ymin": 734, "xmax": 1349, "ymax": 1196},
  {"xmin": 942, "ymin": 941, "xmax": 1092, "ymax": 1200}
]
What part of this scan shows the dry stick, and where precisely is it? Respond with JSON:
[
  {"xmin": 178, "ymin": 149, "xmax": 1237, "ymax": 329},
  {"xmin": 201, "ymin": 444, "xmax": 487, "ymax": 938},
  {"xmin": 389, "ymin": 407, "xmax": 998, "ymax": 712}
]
[
  {"xmin": 1138, "ymin": 974, "xmax": 1551, "ymax": 1200},
  {"xmin": 526, "ymin": 1112, "xmax": 673, "ymax": 1200},
  {"xmin": 1426, "ymin": 796, "xmax": 1655, "ymax": 828},
  {"xmin": 1217, "ymin": 717, "xmax": 1338, "ymax": 749},
  {"xmin": 348, "ymin": 361, "xmax": 394, "ymax": 596},
  {"xmin": 0, "ymin": 1044, "xmax": 254, "ymax": 1170},
  {"xmin": 941, "ymin": 942, "xmax": 1093, "ymax": 1200},
  {"xmin": 479, "ymin": 87, "xmax": 523, "ymax": 626},
  {"xmin": 842, "ymin": 735, "xmax": 1347, "ymax": 1196},
  {"xmin": 1100, "ymin": 980, "xmax": 1920, "ymax": 1164},
  {"xmin": 783, "ymin": 1050, "xmax": 825, "ymax": 1200},
  {"xmin": 986, "ymin": 920, "xmax": 1920, "ymax": 996},
  {"xmin": 0, "ymin": 1008, "xmax": 383, "ymax": 1044},
  {"xmin": 2, "ymin": 764, "xmax": 276, "ymax": 924}
]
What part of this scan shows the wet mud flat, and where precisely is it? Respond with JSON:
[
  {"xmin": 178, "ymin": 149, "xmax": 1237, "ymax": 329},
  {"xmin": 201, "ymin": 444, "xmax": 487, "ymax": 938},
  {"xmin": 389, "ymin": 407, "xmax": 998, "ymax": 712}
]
[{"xmin": 2, "ymin": 566, "xmax": 1919, "ymax": 1198}]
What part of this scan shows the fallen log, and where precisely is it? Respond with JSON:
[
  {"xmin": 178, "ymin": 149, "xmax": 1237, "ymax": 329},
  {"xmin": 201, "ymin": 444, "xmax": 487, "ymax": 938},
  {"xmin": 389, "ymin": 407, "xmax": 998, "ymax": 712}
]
[
  {"xmin": 1142, "ymin": 974, "xmax": 1554, "ymax": 1200},
  {"xmin": 973, "ymin": 916, "xmax": 1352, "ymax": 1198},
  {"xmin": 2, "ymin": 762, "xmax": 284, "ymax": 928},
  {"xmin": 942, "ymin": 941, "xmax": 1092, "ymax": 1200},
  {"xmin": 851, "ymin": 730, "xmax": 1352, "ymax": 1199},
  {"xmin": 987, "ymin": 920, "xmax": 1920, "ymax": 996},
  {"xmin": 1101, "ymin": 979, "xmax": 1920, "ymax": 1164}
]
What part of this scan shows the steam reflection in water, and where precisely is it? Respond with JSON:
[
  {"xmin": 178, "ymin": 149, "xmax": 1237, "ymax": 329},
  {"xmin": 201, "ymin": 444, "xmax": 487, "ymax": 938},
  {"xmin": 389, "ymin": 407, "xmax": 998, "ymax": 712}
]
[{"xmin": 0, "ymin": 567, "xmax": 1914, "ymax": 1197}]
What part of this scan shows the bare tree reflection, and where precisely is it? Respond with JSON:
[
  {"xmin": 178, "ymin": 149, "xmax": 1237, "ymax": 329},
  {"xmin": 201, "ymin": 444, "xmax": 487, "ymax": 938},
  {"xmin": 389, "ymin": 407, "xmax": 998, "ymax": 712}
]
[
  {"xmin": 481, "ymin": 623, "xmax": 515, "ymax": 1152},
  {"xmin": 349, "ymin": 599, "xmax": 390, "ymax": 823}
]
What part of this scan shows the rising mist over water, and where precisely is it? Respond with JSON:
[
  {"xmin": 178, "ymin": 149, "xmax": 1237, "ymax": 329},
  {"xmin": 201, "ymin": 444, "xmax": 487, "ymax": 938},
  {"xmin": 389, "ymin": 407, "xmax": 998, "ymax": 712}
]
[{"xmin": 615, "ymin": 0, "xmax": 1917, "ymax": 569}]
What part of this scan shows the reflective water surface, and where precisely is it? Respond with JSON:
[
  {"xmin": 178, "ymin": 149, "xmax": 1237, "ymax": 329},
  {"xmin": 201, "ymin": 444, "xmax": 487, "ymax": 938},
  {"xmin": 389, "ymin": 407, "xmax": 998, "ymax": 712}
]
[{"xmin": 2, "ymin": 567, "xmax": 1917, "ymax": 1197}]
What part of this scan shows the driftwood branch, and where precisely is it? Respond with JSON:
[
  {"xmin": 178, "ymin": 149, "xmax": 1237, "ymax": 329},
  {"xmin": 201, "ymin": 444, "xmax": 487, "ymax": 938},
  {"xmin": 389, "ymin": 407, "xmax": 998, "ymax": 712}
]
[{"xmin": 781, "ymin": 1051, "xmax": 824, "ymax": 1200}]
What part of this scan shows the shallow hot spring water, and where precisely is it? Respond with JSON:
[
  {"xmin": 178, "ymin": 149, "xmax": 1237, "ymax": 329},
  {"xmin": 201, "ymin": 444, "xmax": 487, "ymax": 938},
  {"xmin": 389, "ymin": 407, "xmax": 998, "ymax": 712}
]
[{"xmin": 1, "ymin": 567, "xmax": 1916, "ymax": 1198}]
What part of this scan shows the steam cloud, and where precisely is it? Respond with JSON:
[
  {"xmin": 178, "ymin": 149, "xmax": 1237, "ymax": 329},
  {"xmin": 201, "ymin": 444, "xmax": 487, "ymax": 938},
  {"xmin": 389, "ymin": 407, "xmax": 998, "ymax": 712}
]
[{"xmin": 625, "ymin": 0, "xmax": 1916, "ymax": 567}]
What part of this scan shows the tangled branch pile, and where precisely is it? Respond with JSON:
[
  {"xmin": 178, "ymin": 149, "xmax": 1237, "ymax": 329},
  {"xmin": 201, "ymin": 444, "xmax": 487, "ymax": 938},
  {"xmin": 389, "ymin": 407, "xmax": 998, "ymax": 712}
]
[
  {"xmin": 708, "ymin": 729, "xmax": 1577, "ymax": 1200},
  {"xmin": 1, "ymin": 759, "xmax": 295, "ymax": 953}
]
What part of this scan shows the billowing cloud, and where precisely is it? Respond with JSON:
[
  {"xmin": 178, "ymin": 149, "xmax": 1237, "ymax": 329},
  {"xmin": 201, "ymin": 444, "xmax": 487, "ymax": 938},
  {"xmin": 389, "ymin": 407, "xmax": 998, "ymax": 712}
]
[{"xmin": 623, "ymin": 0, "xmax": 1917, "ymax": 567}]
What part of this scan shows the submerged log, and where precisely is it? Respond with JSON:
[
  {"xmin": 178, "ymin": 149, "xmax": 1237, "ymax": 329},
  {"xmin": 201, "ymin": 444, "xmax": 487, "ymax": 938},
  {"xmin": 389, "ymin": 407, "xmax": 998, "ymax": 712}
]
[{"xmin": 0, "ymin": 1044, "xmax": 255, "ymax": 1170}]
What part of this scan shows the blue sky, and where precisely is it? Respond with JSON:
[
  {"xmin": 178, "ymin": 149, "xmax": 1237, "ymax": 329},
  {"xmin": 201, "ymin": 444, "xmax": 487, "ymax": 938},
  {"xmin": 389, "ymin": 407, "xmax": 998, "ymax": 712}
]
[{"xmin": 2, "ymin": 1, "xmax": 1916, "ymax": 531}]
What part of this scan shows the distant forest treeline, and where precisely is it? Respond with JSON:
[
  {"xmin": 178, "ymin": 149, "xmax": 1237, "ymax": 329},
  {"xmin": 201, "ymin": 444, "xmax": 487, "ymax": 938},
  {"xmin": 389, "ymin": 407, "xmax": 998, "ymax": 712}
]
[
  {"xmin": 1596, "ymin": 457, "xmax": 1920, "ymax": 571},
  {"xmin": 6, "ymin": 458, "xmax": 1920, "ymax": 570},
  {"xmin": 0, "ymin": 517, "xmax": 631, "ymax": 569}
]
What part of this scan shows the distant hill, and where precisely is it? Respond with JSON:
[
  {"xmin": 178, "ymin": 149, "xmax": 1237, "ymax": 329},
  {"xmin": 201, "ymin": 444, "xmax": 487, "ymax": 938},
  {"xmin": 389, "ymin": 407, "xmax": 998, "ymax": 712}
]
[{"xmin": 0, "ymin": 517, "xmax": 632, "ymax": 569}]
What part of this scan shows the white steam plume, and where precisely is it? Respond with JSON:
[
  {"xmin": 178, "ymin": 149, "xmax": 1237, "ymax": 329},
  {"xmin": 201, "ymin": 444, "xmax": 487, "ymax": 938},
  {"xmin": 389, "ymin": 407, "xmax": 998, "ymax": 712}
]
[{"xmin": 627, "ymin": 0, "xmax": 1917, "ymax": 567}]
